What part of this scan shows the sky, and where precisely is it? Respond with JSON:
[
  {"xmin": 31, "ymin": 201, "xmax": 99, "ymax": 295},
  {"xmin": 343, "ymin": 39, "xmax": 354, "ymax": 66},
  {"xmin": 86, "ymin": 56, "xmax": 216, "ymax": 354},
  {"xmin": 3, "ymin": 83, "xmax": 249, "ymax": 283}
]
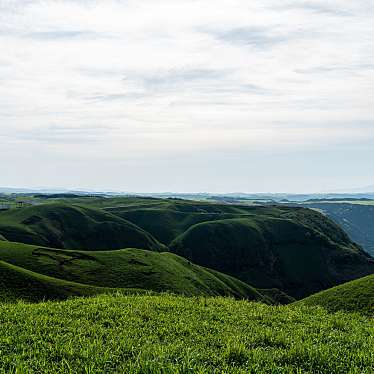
[{"xmin": 1, "ymin": 0, "xmax": 374, "ymax": 193}]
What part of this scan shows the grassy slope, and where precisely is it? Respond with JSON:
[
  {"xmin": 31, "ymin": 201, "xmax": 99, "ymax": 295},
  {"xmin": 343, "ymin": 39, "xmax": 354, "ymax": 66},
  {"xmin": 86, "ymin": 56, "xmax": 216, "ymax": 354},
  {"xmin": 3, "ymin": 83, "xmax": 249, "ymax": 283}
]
[
  {"xmin": 0, "ymin": 241, "xmax": 269, "ymax": 302},
  {"xmin": 0, "ymin": 260, "xmax": 121, "ymax": 302},
  {"xmin": 304, "ymin": 202, "xmax": 374, "ymax": 256},
  {"xmin": 0, "ymin": 202, "xmax": 165, "ymax": 251},
  {"xmin": 298, "ymin": 274, "xmax": 374, "ymax": 316},
  {"xmin": 170, "ymin": 213, "xmax": 373, "ymax": 298},
  {"xmin": 102, "ymin": 198, "xmax": 357, "ymax": 241},
  {"xmin": 104, "ymin": 199, "xmax": 287, "ymax": 245},
  {"xmin": 0, "ymin": 294, "xmax": 372, "ymax": 373},
  {"xmin": 107, "ymin": 206, "xmax": 232, "ymax": 245},
  {"xmin": 106, "ymin": 199, "xmax": 374, "ymax": 297}
]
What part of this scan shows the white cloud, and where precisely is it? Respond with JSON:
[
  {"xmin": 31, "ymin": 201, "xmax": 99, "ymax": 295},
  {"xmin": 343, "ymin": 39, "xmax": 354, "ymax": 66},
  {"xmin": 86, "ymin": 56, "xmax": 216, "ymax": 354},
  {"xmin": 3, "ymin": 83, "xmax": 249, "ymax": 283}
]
[{"xmin": 0, "ymin": 0, "xmax": 373, "ymax": 192}]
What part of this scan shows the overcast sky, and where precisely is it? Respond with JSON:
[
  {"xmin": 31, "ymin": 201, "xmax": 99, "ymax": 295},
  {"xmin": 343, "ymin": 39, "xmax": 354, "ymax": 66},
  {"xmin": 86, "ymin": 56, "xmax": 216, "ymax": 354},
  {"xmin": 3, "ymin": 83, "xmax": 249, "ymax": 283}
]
[{"xmin": 1, "ymin": 0, "xmax": 374, "ymax": 193}]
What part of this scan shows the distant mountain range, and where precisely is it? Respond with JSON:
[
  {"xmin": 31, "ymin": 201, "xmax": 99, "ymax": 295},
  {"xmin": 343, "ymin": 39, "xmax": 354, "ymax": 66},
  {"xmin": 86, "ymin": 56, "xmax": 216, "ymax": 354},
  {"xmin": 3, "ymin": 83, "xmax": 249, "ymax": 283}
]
[{"xmin": 1, "ymin": 187, "xmax": 374, "ymax": 201}]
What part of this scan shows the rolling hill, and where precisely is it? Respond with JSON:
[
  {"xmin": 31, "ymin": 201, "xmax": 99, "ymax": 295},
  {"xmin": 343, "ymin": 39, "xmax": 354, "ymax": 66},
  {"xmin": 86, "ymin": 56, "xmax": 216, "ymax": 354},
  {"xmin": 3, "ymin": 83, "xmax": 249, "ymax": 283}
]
[
  {"xmin": 168, "ymin": 205, "xmax": 374, "ymax": 298},
  {"xmin": 0, "ymin": 196, "xmax": 372, "ymax": 300},
  {"xmin": 298, "ymin": 274, "xmax": 374, "ymax": 315},
  {"xmin": 0, "ymin": 202, "xmax": 165, "ymax": 251},
  {"xmin": 0, "ymin": 241, "xmax": 271, "ymax": 302},
  {"xmin": 0, "ymin": 260, "xmax": 118, "ymax": 302}
]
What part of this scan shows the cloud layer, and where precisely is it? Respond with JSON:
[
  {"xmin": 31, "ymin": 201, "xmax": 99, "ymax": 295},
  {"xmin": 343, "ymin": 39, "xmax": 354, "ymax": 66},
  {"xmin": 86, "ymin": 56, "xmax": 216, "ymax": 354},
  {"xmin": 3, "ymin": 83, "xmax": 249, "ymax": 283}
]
[{"xmin": 1, "ymin": 0, "xmax": 374, "ymax": 192}]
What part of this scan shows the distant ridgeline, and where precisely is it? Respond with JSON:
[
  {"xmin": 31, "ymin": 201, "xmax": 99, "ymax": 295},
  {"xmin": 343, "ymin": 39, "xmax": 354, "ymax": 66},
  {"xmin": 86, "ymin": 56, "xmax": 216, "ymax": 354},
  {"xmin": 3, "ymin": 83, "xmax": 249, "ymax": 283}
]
[{"xmin": 0, "ymin": 195, "xmax": 372, "ymax": 303}]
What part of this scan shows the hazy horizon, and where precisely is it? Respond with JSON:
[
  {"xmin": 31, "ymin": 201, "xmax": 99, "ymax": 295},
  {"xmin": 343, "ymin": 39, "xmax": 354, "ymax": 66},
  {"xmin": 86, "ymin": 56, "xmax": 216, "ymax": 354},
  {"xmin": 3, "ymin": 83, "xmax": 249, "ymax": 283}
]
[
  {"xmin": 2, "ymin": 184, "xmax": 374, "ymax": 195},
  {"xmin": 1, "ymin": 0, "xmax": 374, "ymax": 193}
]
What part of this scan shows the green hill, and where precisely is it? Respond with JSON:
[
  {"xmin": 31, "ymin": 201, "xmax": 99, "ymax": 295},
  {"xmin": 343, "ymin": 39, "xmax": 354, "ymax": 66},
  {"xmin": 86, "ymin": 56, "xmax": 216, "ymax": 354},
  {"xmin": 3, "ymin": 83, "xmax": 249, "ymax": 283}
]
[
  {"xmin": 0, "ymin": 260, "xmax": 119, "ymax": 302},
  {"xmin": 104, "ymin": 199, "xmax": 294, "ymax": 245},
  {"xmin": 298, "ymin": 274, "xmax": 374, "ymax": 315},
  {"xmin": 0, "ymin": 241, "xmax": 271, "ymax": 302},
  {"xmin": 0, "ymin": 203, "xmax": 165, "ymax": 251},
  {"xmin": 107, "ymin": 206, "xmax": 228, "ymax": 245},
  {"xmin": 0, "ymin": 197, "xmax": 372, "ymax": 299},
  {"xmin": 169, "ymin": 207, "xmax": 374, "ymax": 298},
  {"xmin": 0, "ymin": 294, "xmax": 372, "ymax": 373}
]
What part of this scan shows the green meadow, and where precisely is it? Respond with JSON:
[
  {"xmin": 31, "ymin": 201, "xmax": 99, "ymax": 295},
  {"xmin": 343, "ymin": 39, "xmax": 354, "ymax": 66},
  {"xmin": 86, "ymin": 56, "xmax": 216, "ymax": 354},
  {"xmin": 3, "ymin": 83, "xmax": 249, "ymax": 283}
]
[{"xmin": 0, "ymin": 294, "xmax": 373, "ymax": 373}]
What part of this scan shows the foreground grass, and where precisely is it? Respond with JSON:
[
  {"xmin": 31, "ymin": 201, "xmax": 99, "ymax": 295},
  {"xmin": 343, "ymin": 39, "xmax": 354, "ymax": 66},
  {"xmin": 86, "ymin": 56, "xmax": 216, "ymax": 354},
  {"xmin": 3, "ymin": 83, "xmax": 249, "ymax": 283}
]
[{"xmin": 0, "ymin": 295, "xmax": 372, "ymax": 373}]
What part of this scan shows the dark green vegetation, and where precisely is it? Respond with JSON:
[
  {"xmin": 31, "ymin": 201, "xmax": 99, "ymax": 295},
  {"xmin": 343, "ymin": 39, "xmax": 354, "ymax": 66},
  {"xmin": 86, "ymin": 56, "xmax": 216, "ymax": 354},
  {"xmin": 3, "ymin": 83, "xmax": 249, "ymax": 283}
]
[
  {"xmin": 0, "ymin": 241, "xmax": 269, "ymax": 302},
  {"xmin": 0, "ymin": 294, "xmax": 373, "ymax": 373},
  {"xmin": 303, "ymin": 201, "xmax": 374, "ymax": 256},
  {"xmin": 0, "ymin": 196, "xmax": 372, "ymax": 301},
  {"xmin": 299, "ymin": 274, "xmax": 374, "ymax": 316},
  {"xmin": 0, "ymin": 202, "xmax": 165, "ymax": 251},
  {"xmin": 166, "ymin": 204, "xmax": 373, "ymax": 299}
]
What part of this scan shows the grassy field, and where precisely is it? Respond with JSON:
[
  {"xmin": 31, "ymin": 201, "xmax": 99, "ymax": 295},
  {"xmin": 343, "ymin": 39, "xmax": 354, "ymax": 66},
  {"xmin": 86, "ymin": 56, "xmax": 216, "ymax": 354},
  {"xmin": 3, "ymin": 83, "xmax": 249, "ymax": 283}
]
[
  {"xmin": 299, "ymin": 274, "xmax": 374, "ymax": 316},
  {"xmin": 0, "ymin": 294, "xmax": 372, "ymax": 373}
]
